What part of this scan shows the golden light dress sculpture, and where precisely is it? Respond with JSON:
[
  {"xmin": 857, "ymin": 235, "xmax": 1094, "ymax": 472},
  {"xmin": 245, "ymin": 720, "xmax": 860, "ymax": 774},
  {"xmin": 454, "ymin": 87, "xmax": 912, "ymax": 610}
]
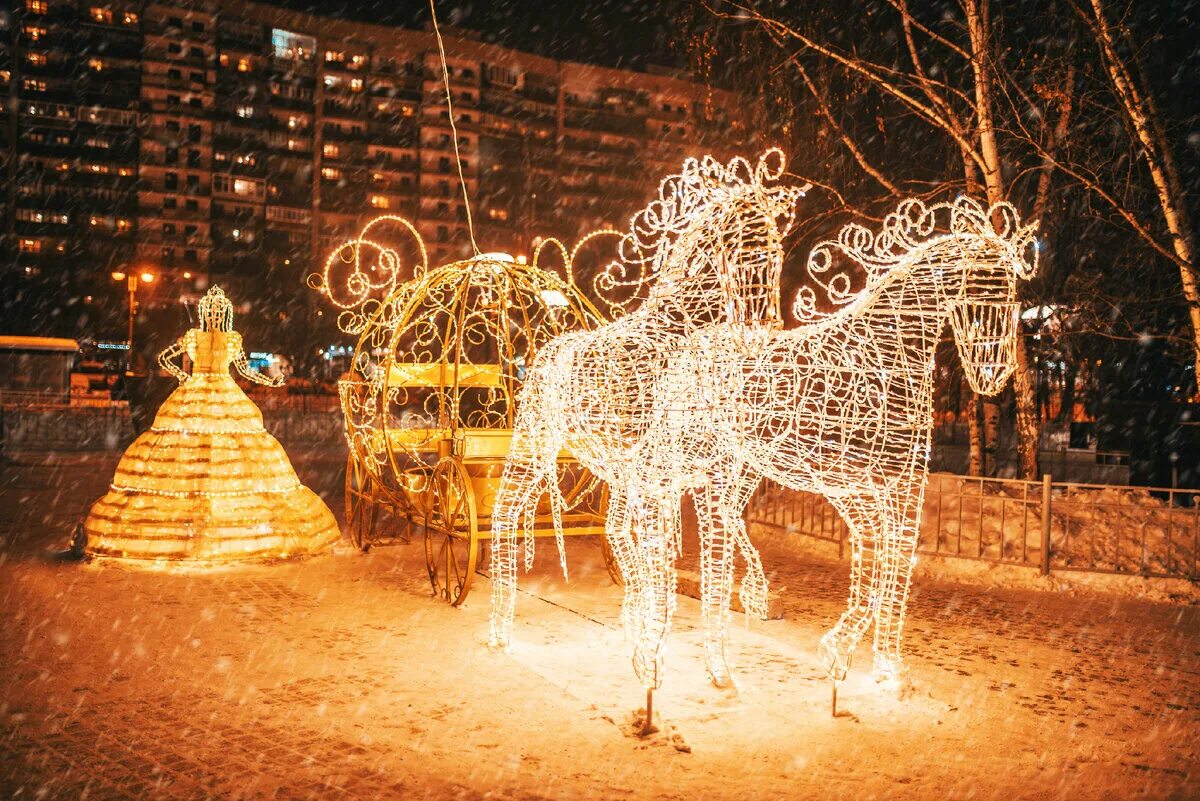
[
  {"xmin": 83, "ymin": 287, "xmax": 341, "ymax": 563},
  {"xmin": 490, "ymin": 149, "xmax": 1038, "ymax": 695},
  {"xmin": 309, "ymin": 217, "xmax": 616, "ymax": 604}
]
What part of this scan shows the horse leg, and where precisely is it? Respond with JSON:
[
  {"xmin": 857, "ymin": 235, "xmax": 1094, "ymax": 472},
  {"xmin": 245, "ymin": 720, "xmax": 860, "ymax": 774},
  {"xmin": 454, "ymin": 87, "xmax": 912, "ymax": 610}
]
[
  {"xmin": 487, "ymin": 402, "xmax": 553, "ymax": 649},
  {"xmin": 817, "ymin": 493, "xmax": 884, "ymax": 680},
  {"xmin": 869, "ymin": 481, "xmax": 924, "ymax": 684},
  {"xmin": 631, "ymin": 499, "xmax": 679, "ymax": 690},
  {"xmin": 604, "ymin": 486, "xmax": 643, "ymax": 639},
  {"xmin": 722, "ymin": 472, "xmax": 769, "ymax": 621},
  {"xmin": 693, "ymin": 484, "xmax": 737, "ymax": 687}
]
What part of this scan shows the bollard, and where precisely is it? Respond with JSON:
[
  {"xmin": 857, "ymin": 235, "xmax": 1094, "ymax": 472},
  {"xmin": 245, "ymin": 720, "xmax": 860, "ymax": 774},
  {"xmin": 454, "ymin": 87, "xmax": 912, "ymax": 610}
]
[{"xmin": 1040, "ymin": 473, "xmax": 1052, "ymax": 576}]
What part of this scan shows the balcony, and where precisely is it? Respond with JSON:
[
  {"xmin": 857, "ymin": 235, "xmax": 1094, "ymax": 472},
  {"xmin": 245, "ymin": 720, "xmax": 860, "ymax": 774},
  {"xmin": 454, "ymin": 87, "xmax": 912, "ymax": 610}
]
[
  {"xmin": 323, "ymin": 99, "xmax": 366, "ymax": 119},
  {"xmin": 367, "ymin": 123, "xmax": 418, "ymax": 149},
  {"xmin": 321, "ymin": 125, "xmax": 367, "ymax": 143}
]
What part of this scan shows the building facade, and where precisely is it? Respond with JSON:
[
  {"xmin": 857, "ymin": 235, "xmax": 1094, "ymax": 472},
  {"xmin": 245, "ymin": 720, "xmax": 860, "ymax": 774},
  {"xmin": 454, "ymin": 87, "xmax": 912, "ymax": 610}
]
[{"xmin": 0, "ymin": 0, "xmax": 747, "ymax": 342}]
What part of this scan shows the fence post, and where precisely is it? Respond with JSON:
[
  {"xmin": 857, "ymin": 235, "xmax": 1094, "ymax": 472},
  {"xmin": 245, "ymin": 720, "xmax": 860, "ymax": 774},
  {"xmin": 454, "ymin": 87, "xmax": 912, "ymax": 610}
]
[{"xmin": 1040, "ymin": 473, "xmax": 1052, "ymax": 576}]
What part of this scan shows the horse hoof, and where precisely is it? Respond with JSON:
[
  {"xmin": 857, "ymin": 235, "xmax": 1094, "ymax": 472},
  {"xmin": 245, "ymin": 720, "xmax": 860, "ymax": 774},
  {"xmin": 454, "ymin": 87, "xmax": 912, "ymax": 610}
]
[
  {"xmin": 817, "ymin": 633, "xmax": 851, "ymax": 682},
  {"xmin": 872, "ymin": 658, "xmax": 911, "ymax": 694},
  {"xmin": 739, "ymin": 580, "xmax": 770, "ymax": 620},
  {"xmin": 706, "ymin": 661, "xmax": 735, "ymax": 690}
]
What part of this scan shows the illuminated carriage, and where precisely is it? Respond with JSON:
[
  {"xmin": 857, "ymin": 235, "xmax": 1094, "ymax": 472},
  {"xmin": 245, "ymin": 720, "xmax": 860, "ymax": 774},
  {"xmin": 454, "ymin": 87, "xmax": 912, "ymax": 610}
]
[{"xmin": 311, "ymin": 218, "xmax": 619, "ymax": 604}]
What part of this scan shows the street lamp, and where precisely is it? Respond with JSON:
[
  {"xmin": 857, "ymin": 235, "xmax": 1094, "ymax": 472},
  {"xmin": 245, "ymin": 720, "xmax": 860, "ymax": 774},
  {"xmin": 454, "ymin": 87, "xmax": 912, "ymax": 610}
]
[{"xmin": 112, "ymin": 268, "xmax": 155, "ymax": 373}]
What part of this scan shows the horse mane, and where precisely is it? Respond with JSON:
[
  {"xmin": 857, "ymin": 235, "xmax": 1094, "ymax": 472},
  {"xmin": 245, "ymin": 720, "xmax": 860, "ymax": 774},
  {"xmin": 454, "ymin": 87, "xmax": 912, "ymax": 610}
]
[
  {"xmin": 792, "ymin": 197, "xmax": 1038, "ymax": 324},
  {"xmin": 593, "ymin": 149, "xmax": 805, "ymax": 317}
]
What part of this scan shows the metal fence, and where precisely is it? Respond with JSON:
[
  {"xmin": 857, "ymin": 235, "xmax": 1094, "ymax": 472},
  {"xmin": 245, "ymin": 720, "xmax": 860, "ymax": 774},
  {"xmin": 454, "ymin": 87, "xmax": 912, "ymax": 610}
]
[
  {"xmin": 1, "ymin": 405, "xmax": 345, "ymax": 451},
  {"xmin": 747, "ymin": 473, "xmax": 1199, "ymax": 581}
]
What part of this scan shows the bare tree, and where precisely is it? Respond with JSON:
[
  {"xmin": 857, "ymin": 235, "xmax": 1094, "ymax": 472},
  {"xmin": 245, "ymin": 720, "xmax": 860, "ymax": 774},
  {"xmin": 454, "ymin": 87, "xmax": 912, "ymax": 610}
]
[{"xmin": 1073, "ymin": 0, "xmax": 1200, "ymax": 385}]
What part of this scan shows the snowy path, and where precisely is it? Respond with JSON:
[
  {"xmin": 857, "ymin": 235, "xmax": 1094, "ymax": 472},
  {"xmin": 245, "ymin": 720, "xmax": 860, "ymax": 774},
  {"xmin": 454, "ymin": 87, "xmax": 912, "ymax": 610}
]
[{"xmin": 0, "ymin": 450, "xmax": 1196, "ymax": 800}]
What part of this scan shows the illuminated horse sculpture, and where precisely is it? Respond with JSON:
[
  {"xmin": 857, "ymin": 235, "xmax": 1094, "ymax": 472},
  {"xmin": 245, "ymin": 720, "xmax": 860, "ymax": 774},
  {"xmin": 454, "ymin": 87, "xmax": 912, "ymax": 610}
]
[
  {"xmin": 488, "ymin": 151, "xmax": 806, "ymax": 689},
  {"xmin": 645, "ymin": 197, "xmax": 1039, "ymax": 683}
]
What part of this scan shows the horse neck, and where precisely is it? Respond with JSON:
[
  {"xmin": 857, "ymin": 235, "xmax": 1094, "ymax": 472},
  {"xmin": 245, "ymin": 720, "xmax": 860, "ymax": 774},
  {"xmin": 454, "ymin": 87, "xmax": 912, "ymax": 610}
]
[
  {"xmin": 646, "ymin": 206, "xmax": 782, "ymax": 325},
  {"xmin": 852, "ymin": 244, "xmax": 971, "ymax": 364}
]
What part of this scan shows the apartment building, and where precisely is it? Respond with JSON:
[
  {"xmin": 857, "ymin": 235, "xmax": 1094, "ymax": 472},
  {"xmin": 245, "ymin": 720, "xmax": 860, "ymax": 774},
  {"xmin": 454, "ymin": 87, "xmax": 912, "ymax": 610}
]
[{"xmin": 1, "ymin": 0, "xmax": 747, "ymax": 339}]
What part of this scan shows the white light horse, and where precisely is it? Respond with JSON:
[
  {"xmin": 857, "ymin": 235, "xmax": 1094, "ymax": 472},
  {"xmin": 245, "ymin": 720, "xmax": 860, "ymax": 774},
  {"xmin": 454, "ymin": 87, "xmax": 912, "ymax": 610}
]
[
  {"xmin": 649, "ymin": 197, "xmax": 1039, "ymax": 684},
  {"xmin": 488, "ymin": 151, "xmax": 806, "ymax": 689}
]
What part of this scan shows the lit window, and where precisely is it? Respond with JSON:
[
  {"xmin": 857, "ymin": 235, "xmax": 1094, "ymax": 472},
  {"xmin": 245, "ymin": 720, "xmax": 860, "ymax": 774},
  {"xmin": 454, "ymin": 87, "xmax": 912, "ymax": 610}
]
[
  {"xmin": 320, "ymin": 167, "xmax": 341, "ymax": 180},
  {"xmin": 90, "ymin": 7, "xmax": 113, "ymax": 23},
  {"xmin": 287, "ymin": 116, "xmax": 299, "ymax": 129},
  {"xmin": 118, "ymin": 167, "xmax": 133, "ymax": 177},
  {"xmin": 89, "ymin": 216, "xmax": 100, "ymax": 226},
  {"xmin": 24, "ymin": 25, "xmax": 47, "ymax": 40},
  {"xmin": 488, "ymin": 208, "xmax": 509, "ymax": 221},
  {"xmin": 87, "ymin": 58, "xmax": 105, "ymax": 71},
  {"xmin": 26, "ymin": 0, "xmax": 48, "ymax": 14},
  {"xmin": 232, "ymin": 178, "xmax": 255, "ymax": 195},
  {"xmin": 26, "ymin": 52, "xmax": 47, "ymax": 67},
  {"xmin": 237, "ymin": 58, "xmax": 251, "ymax": 72},
  {"xmin": 272, "ymin": 28, "xmax": 315, "ymax": 61},
  {"xmin": 322, "ymin": 143, "xmax": 339, "ymax": 158},
  {"xmin": 19, "ymin": 239, "xmax": 42, "ymax": 253},
  {"xmin": 56, "ymin": 161, "xmax": 69, "ymax": 172},
  {"xmin": 349, "ymin": 78, "xmax": 363, "ymax": 92},
  {"xmin": 400, "ymin": 105, "xmax": 415, "ymax": 117},
  {"xmin": 116, "ymin": 218, "xmax": 131, "ymax": 231},
  {"xmin": 371, "ymin": 172, "xmax": 384, "ymax": 183},
  {"xmin": 236, "ymin": 105, "xmax": 254, "ymax": 118},
  {"xmin": 323, "ymin": 75, "xmax": 339, "ymax": 89},
  {"xmin": 369, "ymin": 194, "xmax": 389, "ymax": 209},
  {"xmin": 324, "ymin": 50, "xmax": 344, "ymax": 63},
  {"xmin": 231, "ymin": 228, "xmax": 241, "ymax": 240},
  {"xmin": 219, "ymin": 54, "xmax": 230, "ymax": 67},
  {"xmin": 349, "ymin": 54, "xmax": 366, "ymax": 67},
  {"xmin": 286, "ymin": 138, "xmax": 301, "ymax": 151},
  {"xmin": 122, "ymin": 10, "xmax": 138, "ymax": 24},
  {"xmin": 22, "ymin": 79, "xmax": 47, "ymax": 92}
]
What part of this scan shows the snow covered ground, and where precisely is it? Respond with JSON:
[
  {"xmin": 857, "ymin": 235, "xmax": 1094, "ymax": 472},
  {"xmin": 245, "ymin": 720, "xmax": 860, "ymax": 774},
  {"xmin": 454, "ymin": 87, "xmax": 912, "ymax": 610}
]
[{"xmin": 1, "ymin": 450, "xmax": 1196, "ymax": 800}]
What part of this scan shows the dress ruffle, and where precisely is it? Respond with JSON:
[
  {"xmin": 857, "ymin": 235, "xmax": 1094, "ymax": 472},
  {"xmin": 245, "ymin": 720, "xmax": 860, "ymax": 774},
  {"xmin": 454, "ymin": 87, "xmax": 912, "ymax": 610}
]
[{"xmin": 84, "ymin": 353, "xmax": 340, "ymax": 562}]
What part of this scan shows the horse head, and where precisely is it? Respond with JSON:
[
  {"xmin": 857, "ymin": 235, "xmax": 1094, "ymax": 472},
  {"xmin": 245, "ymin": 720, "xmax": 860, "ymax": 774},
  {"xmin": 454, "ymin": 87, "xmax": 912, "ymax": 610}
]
[
  {"xmin": 938, "ymin": 198, "xmax": 1039, "ymax": 396},
  {"xmin": 607, "ymin": 149, "xmax": 806, "ymax": 339}
]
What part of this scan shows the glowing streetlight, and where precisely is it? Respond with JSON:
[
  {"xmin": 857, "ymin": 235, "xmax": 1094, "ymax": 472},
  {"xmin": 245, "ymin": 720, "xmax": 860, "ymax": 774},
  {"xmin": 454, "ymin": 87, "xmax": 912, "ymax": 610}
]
[{"xmin": 112, "ymin": 266, "xmax": 157, "ymax": 373}]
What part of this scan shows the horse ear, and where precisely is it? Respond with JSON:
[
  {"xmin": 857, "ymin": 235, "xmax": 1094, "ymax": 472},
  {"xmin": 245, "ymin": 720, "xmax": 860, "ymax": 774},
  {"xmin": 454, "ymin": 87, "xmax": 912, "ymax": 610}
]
[{"xmin": 1014, "ymin": 220, "xmax": 1041, "ymax": 279}]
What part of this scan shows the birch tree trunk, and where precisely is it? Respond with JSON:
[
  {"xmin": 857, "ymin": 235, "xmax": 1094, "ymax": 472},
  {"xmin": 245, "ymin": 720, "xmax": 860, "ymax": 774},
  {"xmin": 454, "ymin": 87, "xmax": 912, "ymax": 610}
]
[
  {"xmin": 1088, "ymin": 0, "xmax": 1200, "ymax": 384},
  {"xmin": 966, "ymin": 0, "xmax": 1042, "ymax": 479}
]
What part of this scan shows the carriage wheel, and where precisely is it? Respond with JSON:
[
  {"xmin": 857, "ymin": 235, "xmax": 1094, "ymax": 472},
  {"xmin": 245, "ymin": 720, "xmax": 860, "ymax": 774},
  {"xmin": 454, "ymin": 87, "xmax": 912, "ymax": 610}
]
[
  {"xmin": 344, "ymin": 454, "xmax": 378, "ymax": 551},
  {"xmin": 424, "ymin": 457, "xmax": 479, "ymax": 606}
]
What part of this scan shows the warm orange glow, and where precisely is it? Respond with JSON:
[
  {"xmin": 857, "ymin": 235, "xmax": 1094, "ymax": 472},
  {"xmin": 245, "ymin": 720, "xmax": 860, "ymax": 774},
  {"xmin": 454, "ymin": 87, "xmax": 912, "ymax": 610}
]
[
  {"xmin": 111, "ymin": 271, "xmax": 126, "ymax": 281},
  {"xmin": 83, "ymin": 287, "xmax": 340, "ymax": 564},
  {"xmin": 140, "ymin": 272, "xmax": 155, "ymax": 283}
]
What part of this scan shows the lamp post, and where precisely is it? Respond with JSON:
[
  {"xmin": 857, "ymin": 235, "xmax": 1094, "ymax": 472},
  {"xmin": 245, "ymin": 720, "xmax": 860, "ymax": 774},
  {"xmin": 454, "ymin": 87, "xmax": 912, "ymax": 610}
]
[{"xmin": 111, "ymin": 268, "xmax": 156, "ymax": 374}]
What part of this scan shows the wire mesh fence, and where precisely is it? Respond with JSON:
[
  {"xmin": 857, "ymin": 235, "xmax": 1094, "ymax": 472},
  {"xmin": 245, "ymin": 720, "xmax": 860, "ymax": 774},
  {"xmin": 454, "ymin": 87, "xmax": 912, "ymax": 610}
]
[{"xmin": 747, "ymin": 473, "xmax": 1200, "ymax": 581}]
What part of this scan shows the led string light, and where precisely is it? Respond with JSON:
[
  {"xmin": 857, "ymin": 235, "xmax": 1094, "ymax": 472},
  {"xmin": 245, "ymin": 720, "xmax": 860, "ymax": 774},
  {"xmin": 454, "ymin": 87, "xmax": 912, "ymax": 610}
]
[
  {"xmin": 82, "ymin": 286, "xmax": 341, "ymax": 564},
  {"xmin": 489, "ymin": 162, "xmax": 1038, "ymax": 694},
  {"xmin": 310, "ymin": 216, "xmax": 609, "ymax": 564},
  {"xmin": 488, "ymin": 150, "xmax": 808, "ymax": 691}
]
